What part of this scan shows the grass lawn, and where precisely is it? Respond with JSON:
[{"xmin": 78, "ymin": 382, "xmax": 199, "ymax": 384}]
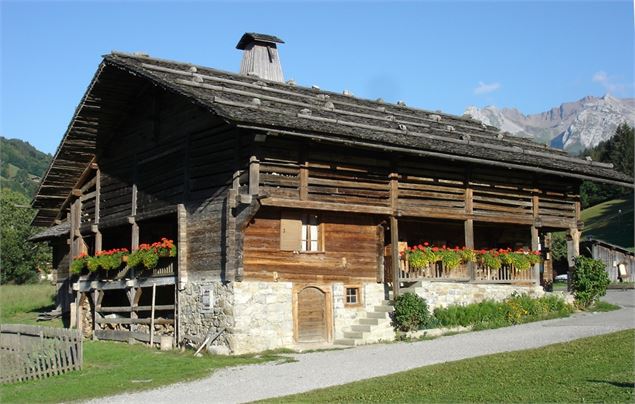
[
  {"xmin": 0, "ymin": 340, "xmax": 283, "ymax": 403},
  {"xmin": 581, "ymin": 198, "xmax": 634, "ymax": 250},
  {"xmin": 0, "ymin": 284, "xmax": 285, "ymax": 403},
  {"xmin": 264, "ymin": 330, "xmax": 635, "ymax": 403},
  {"xmin": 0, "ymin": 283, "xmax": 62, "ymax": 327}
]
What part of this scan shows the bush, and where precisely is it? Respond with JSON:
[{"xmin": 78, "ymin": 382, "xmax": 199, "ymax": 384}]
[
  {"xmin": 572, "ymin": 256, "xmax": 610, "ymax": 309},
  {"xmin": 432, "ymin": 294, "xmax": 573, "ymax": 329},
  {"xmin": 393, "ymin": 292, "xmax": 430, "ymax": 331}
]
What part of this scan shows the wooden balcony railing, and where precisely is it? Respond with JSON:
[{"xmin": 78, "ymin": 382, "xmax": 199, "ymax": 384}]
[{"xmin": 384, "ymin": 247, "xmax": 538, "ymax": 285}]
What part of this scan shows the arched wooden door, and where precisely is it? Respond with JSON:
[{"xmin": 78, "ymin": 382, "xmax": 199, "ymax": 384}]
[{"xmin": 295, "ymin": 286, "xmax": 331, "ymax": 343}]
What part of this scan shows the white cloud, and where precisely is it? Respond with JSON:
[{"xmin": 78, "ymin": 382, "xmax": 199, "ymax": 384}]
[
  {"xmin": 592, "ymin": 70, "xmax": 629, "ymax": 94},
  {"xmin": 474, "ymin": 81, "xmax": 501, "ymax": 95}
]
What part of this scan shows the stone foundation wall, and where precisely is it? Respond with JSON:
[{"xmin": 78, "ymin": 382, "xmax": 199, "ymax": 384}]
[
  {"xmin": 178, "ymin": 276, "xmax": 234, "ymax": 353},
  {"xmin": 412, "ymin": 281, "xmax": 545, "ymax": 311},
  {"xmin": 232, "ymin": 281, "xmax": 294, "ymax": 354}
]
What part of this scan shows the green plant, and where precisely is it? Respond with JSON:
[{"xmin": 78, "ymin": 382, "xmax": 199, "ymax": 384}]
[
  {"xmin": 70, "ymin": 253, "xmax": 88, "ymax": 274},
  {"xmin": 393, "ymin": 292, "xmax": 430, "ymax": 331},
  {"xmin": 127, "ymin": 238, "xmax": 177, "ymax": 270},
  {"xmin": 572, "ymin": 256, "xmax": 610, "ymax": 309}
]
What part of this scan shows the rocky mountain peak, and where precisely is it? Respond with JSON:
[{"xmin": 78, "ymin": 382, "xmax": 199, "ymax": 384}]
[{"xmin": 465, "ymin": 95, "xmax": 635, "ymax": 153}]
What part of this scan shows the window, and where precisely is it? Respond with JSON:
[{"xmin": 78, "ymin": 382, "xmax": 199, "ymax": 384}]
[
  {"xmin": 301, "ymin": 214, "xmax": 320, "ymax": 252},
  {"xmin": 345, "ymin": 287, "xmax": 360, "ymax": 306},
  {"xmin": 280, "ymin": 211, "xmax": 323, "ymax": 252}
]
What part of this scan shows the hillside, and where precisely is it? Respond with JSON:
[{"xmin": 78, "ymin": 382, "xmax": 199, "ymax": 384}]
[
  {"xmin": 465, "ymin": 95, "xmax": 635, "ymax": 154},
  {"xmin": 0, "ymin": 137, "xmax": 51, "ymax": 198},
  {"xmin": 581, "ymin": 198, "xmax": 634, "ymax": 251}
]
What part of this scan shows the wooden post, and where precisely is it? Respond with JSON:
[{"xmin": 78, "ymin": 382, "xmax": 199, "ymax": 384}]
[
  {"xmin": 131, "ymin": 221, "xmax": 139, "ymax": 250},
  {"xmin": 464, "ymin": 179, "xmax": 474, "ymax": 280},
  {"xmin": 95, "ymin": 169, "xmax": 101, "ymax": 224},
  {"xmin": 150, "ymin": 283, "xmax": 156, "ymax": 347},
  {"xmin": 567, "ymin": 228, "xmax": 580, "ymax": 291},
  {"xmin": 465, "ymin": 219, "xmax": 474, "ymax": 280},
  {"xmin": 531, "ymin": 193, "xmax": 541, "ymax": 284},
  {"xmin": 75, "ymin": 293, "xmax": 82, "ymax": 332},
  {"xmin": 249, "ymin": 155, "xmax": 260, "ymax": 195},
  {"xmin": 390, "ymin": 215, "xmax": 400, "ymax": 299},
  {"xmin": 92, "ymin": 290, "xmax": 98, "ymax": 340},
  {"xmin": 389, "ymin": 170, "xmax": 400, "ymax": 298},
  {"xmin": 531, "ymin": 225, "xmax": 540, "ymax": 284},
  {"xmin": 543, "ymin": 233, "xmax": 553, "ymax": 289}
]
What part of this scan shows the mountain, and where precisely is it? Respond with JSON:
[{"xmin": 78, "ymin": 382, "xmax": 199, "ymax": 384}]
[
  {"xmin": 464, "ymin": 95, "xmax": 635, "ymax": 154},
  {"xmin": 0, "ymin": 137, "xmax": 52, "ymax": 198}
]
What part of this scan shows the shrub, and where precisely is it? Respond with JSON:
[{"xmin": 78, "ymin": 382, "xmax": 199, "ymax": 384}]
[
  {"xmin": 572, "ymin": 256, "xmax": 610, "ymax": 309},
  {"xmin": 393, "ymin": 292, "xmax": 430, "ymax": 331},
  {"xmin": 432, "ymin": 294, "xmax": 572, "ymax": 329}
]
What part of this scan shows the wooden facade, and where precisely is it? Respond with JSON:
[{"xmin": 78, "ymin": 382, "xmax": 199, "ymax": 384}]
[{"xmin": 30, "ymin": 37, "xmax": 633, "ymax": 349}]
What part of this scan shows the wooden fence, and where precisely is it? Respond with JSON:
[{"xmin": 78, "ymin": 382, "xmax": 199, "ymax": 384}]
[{"xmin": 0, "ymin": 324, "xmax": 82, "ymax": 384}]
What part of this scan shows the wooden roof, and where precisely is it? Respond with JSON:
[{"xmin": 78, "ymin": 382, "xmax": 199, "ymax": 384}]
[
  {"xmin": 236, "ymin": 33, "xmax": 284, "ymax": 49},
  {"xmin": 32, "ymin": 51, "xmax": 634, "ymax": 226}
]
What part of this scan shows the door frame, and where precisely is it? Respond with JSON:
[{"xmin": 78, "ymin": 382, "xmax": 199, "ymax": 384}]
[{"xmin": 292, "ymin": 283, "xmax": 333, "ymax": 343}]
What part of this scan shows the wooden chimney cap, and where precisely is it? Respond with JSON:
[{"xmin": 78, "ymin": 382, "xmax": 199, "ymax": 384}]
[{"xmin": 236, "ymin": 33, "xmax": 285, "ymax": 50}]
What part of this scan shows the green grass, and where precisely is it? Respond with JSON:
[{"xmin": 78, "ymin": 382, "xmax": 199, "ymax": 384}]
[
  {"xmin": 264, "ymin": 330, "xmax": 635, "ymax": 403},
  {"xmin": 582, "ymin": 198, "xmax": 634, "ymax": 250},
  {"xmin": 588, "ymin": 300, "xmax": 621, "ymax": 312},
  {"xmin": 0, "ymin": 283, "xmax": 61, "ymax": 327},
  {"xmin": 0, "ymin": 340, "xmax": 283, "ymax": 403}
]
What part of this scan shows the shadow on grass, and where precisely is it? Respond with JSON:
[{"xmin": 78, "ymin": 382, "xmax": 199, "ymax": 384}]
[{"xmin": 588, "ymin": 380, "xmax": 635, "ymax": 389}]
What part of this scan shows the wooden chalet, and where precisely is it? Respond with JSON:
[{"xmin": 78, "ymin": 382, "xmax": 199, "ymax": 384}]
[{"xmin": 31, "ymin": 33, "xmax": 634, "ymax": 352}]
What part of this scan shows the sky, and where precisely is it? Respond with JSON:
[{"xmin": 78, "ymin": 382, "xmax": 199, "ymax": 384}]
[{"xmin": 1, "ymin": 0, "xmax": 633, "ymax": 155}]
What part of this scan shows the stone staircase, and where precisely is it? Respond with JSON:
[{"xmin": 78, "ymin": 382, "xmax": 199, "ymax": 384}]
[{"xmin": 334, "ymin": 301, "xmax": 395, "ymax": 346}]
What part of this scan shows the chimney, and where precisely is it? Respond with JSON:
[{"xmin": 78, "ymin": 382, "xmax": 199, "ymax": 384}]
[{"xmin": 236, "ymin": 32, "xmax": 285, "ymax": 82}]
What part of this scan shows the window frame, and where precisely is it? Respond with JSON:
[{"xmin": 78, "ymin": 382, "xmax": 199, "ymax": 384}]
[{"xmin": 344, "ymin": 285, "xmax": 362, "ymax": 307}]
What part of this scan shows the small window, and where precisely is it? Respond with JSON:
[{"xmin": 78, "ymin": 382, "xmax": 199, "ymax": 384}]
[
  {"xmin": 280, "ymin": 211, "xmax": 323, "ymax": 252},
  {"xmin": 345, "ymin": 287, "xmax": 360, "ymax": 306},
  {"xmin": 301, "ymin": 214, "xmax": 320, "ymax": 252}
]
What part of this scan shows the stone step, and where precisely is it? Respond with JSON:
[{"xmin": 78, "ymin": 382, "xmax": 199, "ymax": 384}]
[
  {"xmin": 366, "ymin": 311, "xmax": 388, "ymax": 319},
  {"xmin": 373, "ymin": 305, "xmax": 394, "ymax": 313},
  {"xmin": 343, "ymin": 331, "xmax": 365, "ymax": 339},
  {"xmin": 359, "ymin": 318, "xmax": 379, "ymax": 325},
  {"xmin": 333, "ymin": 338, "xmax": 359, "ymax": 346},
  {"xmin": 351, "ymin": 324, "xmax": 372, "ymax": 332}
]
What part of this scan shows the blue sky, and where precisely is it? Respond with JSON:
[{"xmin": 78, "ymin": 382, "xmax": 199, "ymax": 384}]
[{"xmin": 1, "ymin": 1, "xmax": 633, "ymax": 155}]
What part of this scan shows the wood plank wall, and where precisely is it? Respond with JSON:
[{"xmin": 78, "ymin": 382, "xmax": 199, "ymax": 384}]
[
  {"xmin": 243, "ymin": 208, "xmax": 380, "ymax": 283},
  {"xmin": 68, "ymin": 89, "xmax": 243, "ymax": 279},
  {"xmin": 255, "ymin": 138, "xmax": 579, "ymax": 229}
]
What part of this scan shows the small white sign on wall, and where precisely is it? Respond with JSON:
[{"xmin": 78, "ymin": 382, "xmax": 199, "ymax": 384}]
[{"xmin": 201, "ymin": 286, "xmax": 214, "ymax": 313}]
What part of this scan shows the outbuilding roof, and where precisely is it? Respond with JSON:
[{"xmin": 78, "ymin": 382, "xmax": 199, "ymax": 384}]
[{"xmin": 31, "ymin": 51, "xmax": 634, "ymax": 226}]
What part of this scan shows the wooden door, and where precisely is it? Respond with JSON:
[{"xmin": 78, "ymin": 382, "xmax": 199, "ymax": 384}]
[{"xmin": 296, "ymin": 286, "xmax": 327, "ymax": 343}]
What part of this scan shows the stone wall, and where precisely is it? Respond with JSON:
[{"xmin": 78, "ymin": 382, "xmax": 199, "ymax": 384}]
[
  {"xmin": 178, "ymin": 276, "xmax": 234, "ymax": 353},
  {"xmin": 232, "ymin": 281, "xmax": 294, "ymax": 354},
  {"xmin": 411, "ymin": 281, "xmax": 545, "ymax": 311},
  {"xmin": 333, "ymin": 282, "xmax": 386, "ymax": 339}
]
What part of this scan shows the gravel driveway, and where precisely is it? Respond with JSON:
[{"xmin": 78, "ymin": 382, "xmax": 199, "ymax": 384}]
[{"xmin": 91, "ymin": 290, "xmax": 634, "ymax": 404}]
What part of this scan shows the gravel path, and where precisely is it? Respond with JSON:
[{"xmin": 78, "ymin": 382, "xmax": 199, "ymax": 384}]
[{"xmin": 92, "ymin": 291, "xmax": 634, "ymax": 404}]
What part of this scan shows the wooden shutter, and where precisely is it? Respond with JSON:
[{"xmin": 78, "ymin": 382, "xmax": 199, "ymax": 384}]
[{"xmin": 280, "ymin": 212, "xmax": 302, "ymax": 251}]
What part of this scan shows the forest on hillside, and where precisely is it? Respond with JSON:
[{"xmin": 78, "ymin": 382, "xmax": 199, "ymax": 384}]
[{"xmin": 1, "ymin": 136, "xmax": 52, "ymax": 197}]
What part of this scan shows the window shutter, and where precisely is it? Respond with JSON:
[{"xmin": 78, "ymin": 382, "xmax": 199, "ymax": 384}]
[{"xmin": 280, "ymin": 212, "xmax": 302, "ymax": 251}]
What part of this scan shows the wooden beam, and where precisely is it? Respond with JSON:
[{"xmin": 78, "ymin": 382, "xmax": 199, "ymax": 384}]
[
  {"xmin": 390, "ymin": 216, "xmax": 400, "ymax": 298},
  {"xmin": 249, "ymin": 155, "xmax": 260, "ymax": 195},
  {"xmin": 299, "ymin": 152, "xmax": 308, "ymax": 201},
  {"xmin": 261, "ymin": 197, "xmax": 392, "ymax": 215},
  {"xmin": 389, "ymin": 172, "xmax": 398, "ymax": 214},
  {"xmin": 94, "ymin": 169, "xmax": 100, "ymax": 224},
  {"xmin": 150, "ymin": 283, "xmax": 156, "ymax": 347}
]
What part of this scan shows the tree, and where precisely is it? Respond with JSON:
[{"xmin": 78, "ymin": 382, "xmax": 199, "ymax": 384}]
[
  {"xmin": 579, "ymin": 123, "xmax": 633, "ymax": 208},
  {"xmin": 0, "ymin": 190, "xmax": 51, "ymax": 284}
]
